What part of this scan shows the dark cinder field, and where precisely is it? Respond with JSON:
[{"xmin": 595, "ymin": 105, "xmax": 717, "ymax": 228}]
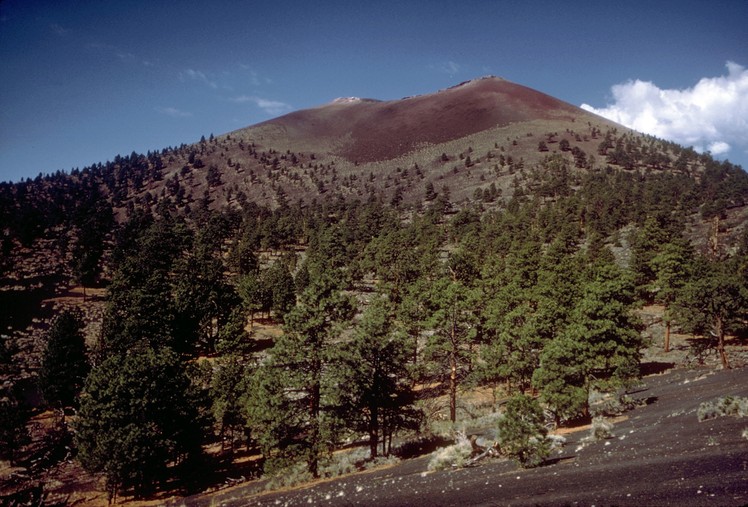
[{"xmin": 179, "ymin": 365, "xmax": 748, "ymax": 507}]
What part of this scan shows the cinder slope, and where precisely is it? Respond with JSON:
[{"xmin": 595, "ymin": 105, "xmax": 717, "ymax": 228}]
[{"xmin": 250, "ymin": 76, "xmax": 590, "ymax": 163}]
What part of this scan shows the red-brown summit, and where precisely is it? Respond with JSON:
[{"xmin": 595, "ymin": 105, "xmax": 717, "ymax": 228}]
[{"xmin": 258, "ymin": 76, "xmax": 581, "ymax": 163}]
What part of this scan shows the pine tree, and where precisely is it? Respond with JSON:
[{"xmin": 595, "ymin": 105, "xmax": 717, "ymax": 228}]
[
  {"xmin": 75, "ymin": 347, "xmax": 206, "ymax": 502},
  {"xmin": 0, "ymin": 387, "xmax": 30, "ymax": 465},
  {"xmin": 245, "ymin": 274, "xmax": 353, "ymax": 477},
  {"xmin": 480, "ymin": 294, "xmax": 542, "ymax": 394},
  {"xmin": 672, "ymin": 258, "xmax": 747, "ymax": 369},
  {"xmin": 211, "ymin": 355, "xmax": 251, "ymax": 452},
  {"xmin": 334, "ymin": 296, "xmax": 420, "ymax": 457},
  {"xmin": 38, "ymin": 309, "xmax": 90, "ymax": 409},
  {"xmin": 423, "ymin": 275, "xmax": 478, "ymax": 423},
  {"xmin": 497, "ymin": 394, "xmax": 550, "ymax": 468},
  {"xmin": 648, "ymin": 240, "xmax": 693, "ymax": 352},
  {"xmin": 534, "ymin": 263, "xmax": 643, "ymax": 421}
]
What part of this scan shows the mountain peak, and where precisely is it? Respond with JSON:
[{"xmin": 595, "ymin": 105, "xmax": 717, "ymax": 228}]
[
  {"xmin": 330, "ymin": 97, "xmax": 363, "ymax": 104},
  {"xmin": 254, "ymin": 76, "xmax": 585, "ymax": 163}
]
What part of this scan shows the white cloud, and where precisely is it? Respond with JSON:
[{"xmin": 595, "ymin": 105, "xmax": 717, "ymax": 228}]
[
  {"xmin": 181, "ymin": 69, "xmax": 218, "ymax": 89},
  {"xmin": 430, "ymin": 60, "xmax": 461, "ymax": 76},
  {"xmin": 156, "ymin": 106, "xmax": 192, "ymax": 118},
  {"xmin": 50, "ymin": 23, "xmax": 70, "ymax": 36},
  {"xmin": 231, "ymin": 95, "xmax": 292, "ymax": 116},
  {"xmin": 238, "ymin": 64, "xmax": 274, "ymax": 86},
  {"xmin": 581, "ymin": 62, "xmax": 748, "ymax": 158}
]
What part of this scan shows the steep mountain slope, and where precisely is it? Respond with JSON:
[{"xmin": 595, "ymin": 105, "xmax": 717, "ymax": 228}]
[
  {"xmin": 251, "ymin": 77, "xmax": 582, "ymax": 163},
  {"xmin": 216, "ymin": 76, "xmax": 629, "ymax": 206}
]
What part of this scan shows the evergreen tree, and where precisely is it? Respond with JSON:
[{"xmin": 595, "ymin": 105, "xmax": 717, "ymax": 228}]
[
  {"xmin": 424, "ymin": 181, "xmax": 437, "ymax": 201},
  {"xmin": 672, "ymin": 258, "xmax": 747, "ymax": 369},
  {"xmin": 211, "ymin": 355, "xmax": 251, "ymax": 452},
  {"xmin": 423, "ymin": 275, "xmax": 478, "ymax": 423},
  {"xmin": 263, "ymin": 261, "xmax": 296, "ymax": 321},
  {"xmin": 648, "ymin": 240, "xmax": 693, "ymax": 352},
  {"xmin": 172, "ymin": 240, "xmax": 236, "ymax": 354},
  {"xmin": 0, "ymin": 387, "xmax": 30, "ymax": 465},
  {"xmin": 237, "ymin": 272, "xmax": 271, "ymax": 326},
  {"xmin": 215, "ymin": 305, "xmax": 251, "ymax": 355},
  {"xmin": 246, "ymin": 274, "xmax": 353, "ymax": 477},
  {"xmin": 630, "ymin": 216, "xmax": 678, "ymax": 297},
  {"xmin": 38, "ymin": 309, "xmax": 90, "ymax": 410},
  {"xmin": 334, "ymin": 296, "xmax": 420, "ymax": 457},
  {"xmin": 480, "ymin": 295, "xmax": 542, "ymax": 394},
  {"xmin": 101, "ymin": 217, "xmax": 189, "ymax": 354},
  {"xmin": 534, "ymin": 263, "xmax": 643, "ymax": 421},
  {"xmin": 76, "ymin": 347, "xmax": 206, "ymax": 502}
]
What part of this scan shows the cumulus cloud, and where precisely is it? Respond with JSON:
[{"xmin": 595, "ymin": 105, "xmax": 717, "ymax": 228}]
[
  {"xmin": 156, "ymin": 106, "xmax": 192, "ymax": 118},
  {"xmin": 232, "ymin": 95, "xmax": 292, "ymax": 116},
  {"xmin": 581, "ymin": 62, "xmax": 748, "ymax": 159}
]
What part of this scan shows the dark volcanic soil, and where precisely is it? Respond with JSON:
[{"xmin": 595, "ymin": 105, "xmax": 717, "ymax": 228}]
[
  {"xmin": 178, "ymin": 366, "xmax": 748, "ymax": 507},
  {"xmin": 264, "ymin": 77, "xmax": 581, "ymax": 163}
]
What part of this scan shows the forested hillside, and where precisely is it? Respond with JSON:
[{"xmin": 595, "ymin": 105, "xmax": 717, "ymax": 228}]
[{"xmin": 1, "ymin": 77, "xmax": 748, "ymax": 504}]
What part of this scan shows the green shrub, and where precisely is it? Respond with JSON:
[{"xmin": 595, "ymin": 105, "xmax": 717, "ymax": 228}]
[{"xmin": 497, "ymin": 395, "xmax": 550, "ymax": 468}]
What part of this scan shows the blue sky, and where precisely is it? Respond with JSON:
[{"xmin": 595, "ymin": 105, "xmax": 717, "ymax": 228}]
[{"xmin": 1, "ymin": 0, "xmax": 746, "ymax": 183}]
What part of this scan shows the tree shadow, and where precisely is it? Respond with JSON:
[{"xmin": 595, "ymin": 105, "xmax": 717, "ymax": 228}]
[
  {"xmin": 640, "ymin": 361, "xmax": 676, "ymax": 376},
  {"xmin": 727, "ymin": 331, "xmax": 748, "ymax": 346},
  {"xmin": 558, "ymin": 413, "xmax": 592, "ymax": 430},
  {"xmin": 393, "ymin": 435, "xmax": 452, "ymax": 460},
  {"xmin": 541, "ymin": 455, "xmax": 577, "ymax": 467}
]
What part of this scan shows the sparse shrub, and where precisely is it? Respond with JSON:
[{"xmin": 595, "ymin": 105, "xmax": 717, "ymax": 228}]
[
  {"xmin": 497, "ymin": 394, "xmax": 551, "ymax": 468},
  {"xmin": 324, "ymin": 448, "xmax": 368, "ymax": 477},
  {"xmin": 697, "ymin": 396, "xmax": 748, "ymax": 422},
  {"xmin": 591, "ymin": 392, "xmax": 641, "ymax": 417},
  {"xmin": 264, "ymin": 462, "xmax": 313, "ymax": 490},
  {"xmin": 590, "ymin": 416, "xmax": 614, "ymax": 440},
  {"xmin": 322, "ymin": 447, "xmax": 400, "ymax": 478},
  {"xmin": 697, "ymin": 401, "xmax": 721, "ymax": 422},
  {"xmin": 263, "ymin": 447, "xmax": 401, "ymax": 491},
  {"xmin": 547, "ymin": 434, "xmax": 567, "ymax": 451},
  {"xmin": 427, "ymin": 432, "xmax": 472, "ymax": 471},
  {"xmin": 742, "ymin": 428, "xmax": 748, "ymax": 441}
]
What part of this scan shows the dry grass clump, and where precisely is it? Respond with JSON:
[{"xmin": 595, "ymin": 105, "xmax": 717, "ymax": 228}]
[
  {"xmin": 262, "ymin": 448, "xmax": 400, "ymax": 491},
  {"xmin": 264, "ymin": 462, "xmax": 312, "ymax": 490},
  {"xmin": 427, "ymin": 432, "xmax": 473, "ymax": 471},
  {"xmin": 697, "ymin": 396, "xmax": 748, "ymax": 422}
]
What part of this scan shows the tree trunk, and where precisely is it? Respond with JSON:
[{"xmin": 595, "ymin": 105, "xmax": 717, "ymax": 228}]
[
  {"xmin": 716, "ymin": 316, "xmax": 731, "ymax": 370},
  {"xmin": 447, "ymin": 308, "xmax": 458, "ymax": 423},
  {"xmin": 369, "ymin": 405, "xmax": 379, "ymax": 458},
  {"xmin": 664, "ymin": 319, "xmax": 671, "ymax": 353},
  {"xmin": 449, "ymin": 349, "xmax": 457, "ymax": 423},
  {"xmin": 309, "ymin": 378, "xmax": 321, "ymax": 478}
]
